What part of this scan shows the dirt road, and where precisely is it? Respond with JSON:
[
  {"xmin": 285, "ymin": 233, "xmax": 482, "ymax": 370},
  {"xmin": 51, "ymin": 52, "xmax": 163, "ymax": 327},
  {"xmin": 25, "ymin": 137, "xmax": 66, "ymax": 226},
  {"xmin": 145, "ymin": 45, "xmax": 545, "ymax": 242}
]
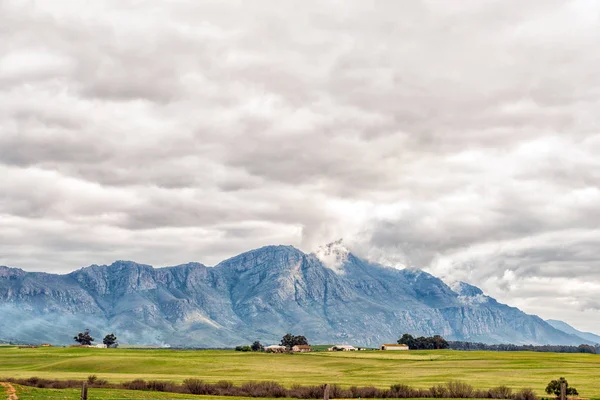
[{"xmin": 0, "ymin": 382, "xmax": 18, "ymax": 400}]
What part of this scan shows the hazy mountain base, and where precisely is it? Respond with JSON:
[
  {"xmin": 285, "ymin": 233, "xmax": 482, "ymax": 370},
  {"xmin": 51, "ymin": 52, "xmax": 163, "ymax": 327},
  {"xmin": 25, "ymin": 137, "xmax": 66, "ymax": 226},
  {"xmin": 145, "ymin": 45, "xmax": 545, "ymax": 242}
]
[{"xmin": 0, "ymin": 245, "xmax": 592, "ymax": 347}]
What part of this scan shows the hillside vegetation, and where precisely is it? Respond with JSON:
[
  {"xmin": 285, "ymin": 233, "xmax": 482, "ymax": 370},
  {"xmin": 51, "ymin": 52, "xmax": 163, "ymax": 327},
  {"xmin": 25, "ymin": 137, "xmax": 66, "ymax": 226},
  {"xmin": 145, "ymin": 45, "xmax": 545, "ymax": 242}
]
[{"xmin": 0, "ymin": 347, "xmax": 598, "ymax": 399}]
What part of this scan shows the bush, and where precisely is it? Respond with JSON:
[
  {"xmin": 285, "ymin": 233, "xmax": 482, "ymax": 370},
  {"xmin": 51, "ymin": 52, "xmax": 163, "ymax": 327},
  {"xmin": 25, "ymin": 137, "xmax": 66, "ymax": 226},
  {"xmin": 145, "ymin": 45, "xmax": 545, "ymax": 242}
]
[
  {"xmin": 184, "ymin": 378, "xmax": 208, "ymax": 395},
  {"xmin": 124, "ymin": 379, "xmax": 147, "ymax": 391},
  {"xmin": 390, "ymin": 383, "xmax": 418, "ymax": 398},
  {"xmin": 513, "ymin": 388, "xmax": 538, "ymax": 400},
  {"xmin": 289, "ymin": 384, "xmax": 324, "ymax": 399},
  {"xmin": 446, "ymin": 381, "xmax": 475, "ymax": 398},
  {"xmin": 350, "ymin": 385, "xmax": 383, "ymax": 398},
  {"xmin": 147, "ymin": 380, "xmax": 175, "ymax": 392},
  {"xmin": 489, "ymin": 386, "xmax": 513, "ymax": 399},
  {"xmin": 430, "ymin": 384, "xmax": 449, "ymax": 398},
  {"xmin": 87, "ymin": 375, "xmax": 98, "ymax": 384},
  {"xmin": 241, "ymin": 381, "xmax": 287, "ymax": 397},
  {"xmin": 216, "ymin": 380, "xmax": 234, "ymax": 389}
]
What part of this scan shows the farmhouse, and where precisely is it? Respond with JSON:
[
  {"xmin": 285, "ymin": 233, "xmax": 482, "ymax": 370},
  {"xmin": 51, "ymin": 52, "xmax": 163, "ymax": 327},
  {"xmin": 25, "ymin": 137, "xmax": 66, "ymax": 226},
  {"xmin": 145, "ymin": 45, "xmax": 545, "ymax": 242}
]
[
  {"xmin": 291, "ymin": 345, "xmax": 312, "ymax": 352},
  {"xmin": 264, "ymin": 345, "xmax": 287, "ymax": 353},
  {"xmin": 380, "ymin": 343, "xmax": 409, "ymax": 351},
  {"xmin": 328, "ymin": 345, "xmax": 357, "ymax": 351}
]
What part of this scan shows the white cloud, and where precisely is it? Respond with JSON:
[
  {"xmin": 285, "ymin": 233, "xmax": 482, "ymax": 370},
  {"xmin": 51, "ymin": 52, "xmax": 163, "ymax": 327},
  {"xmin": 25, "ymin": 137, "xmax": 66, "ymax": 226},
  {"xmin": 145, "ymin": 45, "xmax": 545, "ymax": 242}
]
[{"xmin": 1, "ymin": 0, "xmax": 599, "ymax": 333}]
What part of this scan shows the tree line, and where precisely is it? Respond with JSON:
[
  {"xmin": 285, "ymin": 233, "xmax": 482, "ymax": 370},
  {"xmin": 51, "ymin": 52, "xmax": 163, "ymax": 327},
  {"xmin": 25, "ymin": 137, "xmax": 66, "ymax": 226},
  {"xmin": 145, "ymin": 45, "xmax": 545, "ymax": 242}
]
[
  {"xmin": 447, "ymin": 341, "xmax": 599, "ymax": 354},
  {"xmin": 397, "ymin": 334, "xmax": 449, "ymax": 349}
]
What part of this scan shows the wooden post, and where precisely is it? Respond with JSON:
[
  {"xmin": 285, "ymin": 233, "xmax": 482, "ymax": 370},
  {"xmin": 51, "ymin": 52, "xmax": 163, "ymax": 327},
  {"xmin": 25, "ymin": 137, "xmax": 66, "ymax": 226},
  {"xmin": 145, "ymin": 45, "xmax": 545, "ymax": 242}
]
[
  {"xmin": 560, "ymin": 382, "xmax": 566, "ymax": 400},
  {"xmin": 323, "ymin": 383, "xmax": 330, "ymax": 400},
  {"xmin": 81, "ymin": 382, "xmax": 88, "ymax": 400}
]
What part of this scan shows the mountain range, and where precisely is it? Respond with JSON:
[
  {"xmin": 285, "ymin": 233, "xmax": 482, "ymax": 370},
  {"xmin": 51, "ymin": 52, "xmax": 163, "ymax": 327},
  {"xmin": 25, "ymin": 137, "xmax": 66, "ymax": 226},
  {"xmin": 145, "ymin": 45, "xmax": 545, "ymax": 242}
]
[{"xmin": 0, "ymin": 242, "xmax": 597, "ymax": 347}]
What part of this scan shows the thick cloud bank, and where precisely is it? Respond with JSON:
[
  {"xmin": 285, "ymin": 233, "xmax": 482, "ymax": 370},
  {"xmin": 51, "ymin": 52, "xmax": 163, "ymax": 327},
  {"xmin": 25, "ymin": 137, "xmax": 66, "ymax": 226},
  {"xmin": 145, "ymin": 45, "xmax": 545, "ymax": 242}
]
[{"xmin": 1, "ymin": 0, "xmax": 599, "ymax": 332}]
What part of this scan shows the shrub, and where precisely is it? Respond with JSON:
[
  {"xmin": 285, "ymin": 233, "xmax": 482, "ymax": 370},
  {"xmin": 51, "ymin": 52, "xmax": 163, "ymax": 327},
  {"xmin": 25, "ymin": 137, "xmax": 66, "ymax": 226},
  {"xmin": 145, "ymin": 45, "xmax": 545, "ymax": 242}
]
[
  {"xmin": 390, "ymin": 383, "xmax": 418, "ymax": 398},
  {"xmin": 489, "ymin": 386, "xmax": 513, "ymax": 399},
  {"xmin": 147, "ymin": 380, "xmax": 175, "ymax": 392},
  {"xmin": 216, "ymin": 380, "xmax": 234, "ymax": 389},
  {"xmin": 94, "ymin": 379, "xmax": 109, "ymax": 387},
  {"xmin": 514, "ymin": 388, "xmax": 538, "ymax": 400},
  {"xmin": 446, "ymin": 380, "xmax": 475, "ymax": 398},
  {"xmin": 289, "ymin": 384, "xmax": 324, "ymax": 399},
  {"xmin": 124, "ymin": 379, "xmax": 147, "ymax": 391},
  {"xmin": 350, "ymin": 385, "xmax": 382, "ymax": 398},
  {"xmin": 241, "ymin": 381, "xmax": 287, "ymax": 397},
  {"xmin": 87, "ymin": 375, "xmax": 98, "ymax": 384},
  {"xmin": 430, "ymin": 384, "xmax": 449, "ymax": 398},
  {"xmin": 184, "ymin": 378, "xmax": 208, "ymax": 395}
]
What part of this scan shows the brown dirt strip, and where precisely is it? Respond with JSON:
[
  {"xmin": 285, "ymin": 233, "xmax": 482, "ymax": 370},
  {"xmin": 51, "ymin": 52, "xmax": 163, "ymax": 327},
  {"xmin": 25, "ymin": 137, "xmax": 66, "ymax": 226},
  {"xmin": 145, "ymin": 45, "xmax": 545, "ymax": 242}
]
[{"xmin": 0, "ymin": 382, "xmax": 18, "ymax": 400}]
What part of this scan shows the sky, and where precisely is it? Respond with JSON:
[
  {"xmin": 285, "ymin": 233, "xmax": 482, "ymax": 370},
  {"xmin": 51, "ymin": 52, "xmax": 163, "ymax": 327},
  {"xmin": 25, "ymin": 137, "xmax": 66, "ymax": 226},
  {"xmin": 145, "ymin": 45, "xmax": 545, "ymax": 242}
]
[{"xmin": 1, "ymin": 0, "xmax": 600, "ymax": 333}]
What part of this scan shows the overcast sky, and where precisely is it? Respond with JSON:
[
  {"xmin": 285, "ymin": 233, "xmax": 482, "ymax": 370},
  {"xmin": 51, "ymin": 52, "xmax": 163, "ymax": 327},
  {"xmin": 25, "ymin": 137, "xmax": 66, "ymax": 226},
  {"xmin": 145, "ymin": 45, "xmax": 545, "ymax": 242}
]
[{"xmin": 1, "ymin": 0, "xmax": 600, "ymax": 333}]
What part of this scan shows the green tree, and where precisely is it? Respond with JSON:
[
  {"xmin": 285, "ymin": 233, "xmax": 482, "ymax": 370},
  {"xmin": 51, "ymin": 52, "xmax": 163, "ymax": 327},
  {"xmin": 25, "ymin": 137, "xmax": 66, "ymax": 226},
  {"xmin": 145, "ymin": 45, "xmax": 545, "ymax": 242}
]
[
  {"xmin": 545, "ymin": 377, "xmax": 579, "ymax": 397},
  {"xmin": 280, "ymin": 333, "xmax": 308, "ymax": 349},
  {"xmin": 398, "ymin": 333, "xmax": 416, "ymax": 349},
  {"xmin": 103, "ymin": 333, "xmax": 117, "ymax": 347},
  {"xmin": 432, "ymin": 335, "xmax": 449, "ymax": 349},
  {"xmin": 251, "ymin": 341, "xmax": 264, "ymax": 352},
  {"xmin": 73, "ymin": 329, "xmax": 94, "ymax": 345}
]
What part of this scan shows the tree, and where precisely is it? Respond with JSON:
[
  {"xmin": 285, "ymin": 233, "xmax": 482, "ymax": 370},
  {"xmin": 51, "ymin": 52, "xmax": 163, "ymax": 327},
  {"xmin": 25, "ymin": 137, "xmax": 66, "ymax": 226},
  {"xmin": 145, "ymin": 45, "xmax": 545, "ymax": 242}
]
[
  {"xmin": 103, "ymin": 333, "xmax": 117, "ymax": 347},
  {"xmin": 545, "ymin": 377, "xmax": 579, "ymax": 397},
  {"xmin": 280, "ymin": 333, "xmax": 308, "ymax": 349},
  {"xmin": 251, "ymin": 341, "xmax": 264, "ymax": 352},
  {"xmin": 74, "ymin": 329, "xmax": 94, "ymax": 345},
  {"xmin": 432, "ymin": 335, "xmax": 449, "ymax": 349},
  {"xmin": 398, "ymin": 333, "xmax": 416, "ymax": 349}
]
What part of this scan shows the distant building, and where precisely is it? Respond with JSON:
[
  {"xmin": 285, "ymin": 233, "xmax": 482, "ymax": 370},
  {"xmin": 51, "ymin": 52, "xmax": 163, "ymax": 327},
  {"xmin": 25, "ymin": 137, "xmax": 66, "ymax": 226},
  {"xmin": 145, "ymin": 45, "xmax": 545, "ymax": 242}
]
[
  {"xmin": 264, "ymin": 345, "xmax": 287, "ymax": 353},
  {"xmin": 95, "ymin": 343, "xmax": 107, "ymax": 348},
  {"xmin": 40, "ymin": 343, "xmax": 52, "ymax": 347},
  {"xmin": 291, "ymin": 345, "xmax": 312, "ymax": 352},
  {"xmin": 328, "ymin": 345, "xmax": 357, "ymax": 351},
  {"xmin": 380, "ymin": 344, "xmax": 409, "ymax": 351}
]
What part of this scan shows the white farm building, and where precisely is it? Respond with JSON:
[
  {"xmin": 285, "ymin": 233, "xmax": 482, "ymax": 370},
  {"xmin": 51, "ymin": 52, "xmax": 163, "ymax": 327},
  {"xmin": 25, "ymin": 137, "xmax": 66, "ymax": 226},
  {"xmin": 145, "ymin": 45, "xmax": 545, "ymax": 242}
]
[{"xmin": 380, "ymin": 343, "xmax": 409, "ymax": 351}]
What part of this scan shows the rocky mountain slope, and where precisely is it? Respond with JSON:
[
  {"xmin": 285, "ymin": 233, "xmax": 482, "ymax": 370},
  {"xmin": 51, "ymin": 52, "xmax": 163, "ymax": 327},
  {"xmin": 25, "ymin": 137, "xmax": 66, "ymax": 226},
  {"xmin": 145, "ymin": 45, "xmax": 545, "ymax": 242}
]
[
  {"xmin": 0, "ymin": 244, "xmax": 593, "ymax": 347},
  {"xmin": 546, "ymin": 319, "xmax": 600, "ymax": 344}
]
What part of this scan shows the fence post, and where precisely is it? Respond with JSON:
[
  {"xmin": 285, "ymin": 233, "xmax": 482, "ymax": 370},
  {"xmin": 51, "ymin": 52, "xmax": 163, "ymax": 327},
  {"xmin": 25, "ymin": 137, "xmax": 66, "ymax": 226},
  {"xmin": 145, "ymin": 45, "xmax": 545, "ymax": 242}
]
[
  {"xmin": 323, "ymin": 383, "xmax": 330, "ymax": 400},
  {"xmin": 560, "ymin": 382, "xmax": 566, "ymax": 400},
  {"xmin": 81, "ymin": 382, "xmax": 88, "ymax": 400}
]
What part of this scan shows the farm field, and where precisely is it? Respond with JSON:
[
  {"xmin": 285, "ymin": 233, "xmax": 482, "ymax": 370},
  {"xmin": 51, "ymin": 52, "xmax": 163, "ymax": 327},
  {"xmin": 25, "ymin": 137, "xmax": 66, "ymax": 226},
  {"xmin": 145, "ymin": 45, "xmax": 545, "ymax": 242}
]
[
  {"xmin": 0, "ymin": 347, "xmax": 598, "ymax": 399},
  {"xmin": 9, "ymin": 385, "xmax": 496, "ymax": 400},
  {"xmin": 13, "ymin": 385, "xmax": 282, "ymax": 400}
]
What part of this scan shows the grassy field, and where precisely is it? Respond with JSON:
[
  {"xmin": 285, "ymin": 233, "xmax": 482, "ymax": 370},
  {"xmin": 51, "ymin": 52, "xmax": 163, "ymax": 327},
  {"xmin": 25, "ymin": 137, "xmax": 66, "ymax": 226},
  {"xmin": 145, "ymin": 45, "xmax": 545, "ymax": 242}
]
[
  {"xmin": 0, "ymin": 347, "xmax": 598, "ymax": 399},
  {"xmin": 13, "ymin": 385, "xmax": 283, "ymax": 400},
  {"xmin": 10, "ymin": 386, "xmax": 499, "ymax": 400}
]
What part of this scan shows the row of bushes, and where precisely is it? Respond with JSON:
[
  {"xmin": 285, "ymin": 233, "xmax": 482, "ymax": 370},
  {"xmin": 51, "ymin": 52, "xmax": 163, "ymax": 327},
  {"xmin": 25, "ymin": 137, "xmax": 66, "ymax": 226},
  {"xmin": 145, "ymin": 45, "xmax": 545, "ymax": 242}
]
[{"xmin": 3, "ymin": 376, "xmax": 538, "ymax": 399}]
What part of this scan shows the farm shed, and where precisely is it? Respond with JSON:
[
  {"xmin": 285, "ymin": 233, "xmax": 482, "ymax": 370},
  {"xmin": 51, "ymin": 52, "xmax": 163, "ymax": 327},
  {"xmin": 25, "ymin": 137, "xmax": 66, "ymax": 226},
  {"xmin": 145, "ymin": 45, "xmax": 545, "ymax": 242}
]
[
  {"xmin": 292, "ymin": 345, "xmax": 312, "ymax": 352},
  {"xmin": 328, "ymin": 345, "xmax": 357, "ymax": 351},
  {"xmin": 264, "ymin": 345, "xmax": 287, "ymax": 353},
  {"xmin": 380, "ymin": 344, "xmax": 409, "ymax": 350}
]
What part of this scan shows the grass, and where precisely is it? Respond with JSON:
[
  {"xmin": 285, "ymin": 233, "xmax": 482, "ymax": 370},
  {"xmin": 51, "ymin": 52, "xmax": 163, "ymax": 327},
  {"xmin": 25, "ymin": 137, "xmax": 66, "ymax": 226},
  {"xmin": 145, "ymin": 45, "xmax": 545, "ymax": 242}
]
[
  {"xmin": 0, "ymin": 347, "xmax": 598, "ymax": 399},
  {"xmin": 11, "ymin": 385, "xmax": 495, "ymax": 400},
  {"xmin": 13, "ymin": 385, "xmax": 283, "ymax": 400}
]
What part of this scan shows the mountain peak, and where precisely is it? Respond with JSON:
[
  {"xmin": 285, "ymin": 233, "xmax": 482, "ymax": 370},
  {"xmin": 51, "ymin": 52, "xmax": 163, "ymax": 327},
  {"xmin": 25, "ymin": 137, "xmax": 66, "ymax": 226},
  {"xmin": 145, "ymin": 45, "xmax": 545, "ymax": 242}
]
[
  {"xmin": 314, "ymin": 239, "xmax": 349, "ymax": 273},
  {"xmin": 450, "ymin": 281, "xmax": 484, "ymax": 297},
  {"xmin": 0, "ymin": 265, "xmax": 26, "ymax": 278}
]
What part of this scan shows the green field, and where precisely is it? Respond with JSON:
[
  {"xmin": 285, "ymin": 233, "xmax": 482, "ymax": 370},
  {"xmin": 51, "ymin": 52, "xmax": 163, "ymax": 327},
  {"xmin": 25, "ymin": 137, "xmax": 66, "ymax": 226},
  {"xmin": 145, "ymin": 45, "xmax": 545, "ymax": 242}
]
[
  {"xmin": 0, "ymin": 347, "xmax": 598, "ymax": 399},
  {"xmin": 11, "ymin": 386, "xmax": 497, "ymax": 400},
  {"xmin": 13, "ymin": 385, "xmax": 283, "ymax": 400}
]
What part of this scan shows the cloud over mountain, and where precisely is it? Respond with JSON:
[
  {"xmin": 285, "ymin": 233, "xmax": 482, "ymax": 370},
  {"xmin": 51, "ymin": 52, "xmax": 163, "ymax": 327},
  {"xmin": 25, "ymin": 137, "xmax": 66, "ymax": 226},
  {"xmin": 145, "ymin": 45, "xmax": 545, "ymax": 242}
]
[{"xmin": 1, "ymin": 0, "xmax": 599, "ymax": 333}]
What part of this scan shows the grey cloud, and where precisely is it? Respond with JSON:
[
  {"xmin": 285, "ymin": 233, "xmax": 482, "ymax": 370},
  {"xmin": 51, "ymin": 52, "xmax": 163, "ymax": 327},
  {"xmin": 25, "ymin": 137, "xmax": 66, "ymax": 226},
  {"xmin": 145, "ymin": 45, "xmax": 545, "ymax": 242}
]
[{"xmin": 1, "ymin": 0, "xmax": 600, "ymax": 332}]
